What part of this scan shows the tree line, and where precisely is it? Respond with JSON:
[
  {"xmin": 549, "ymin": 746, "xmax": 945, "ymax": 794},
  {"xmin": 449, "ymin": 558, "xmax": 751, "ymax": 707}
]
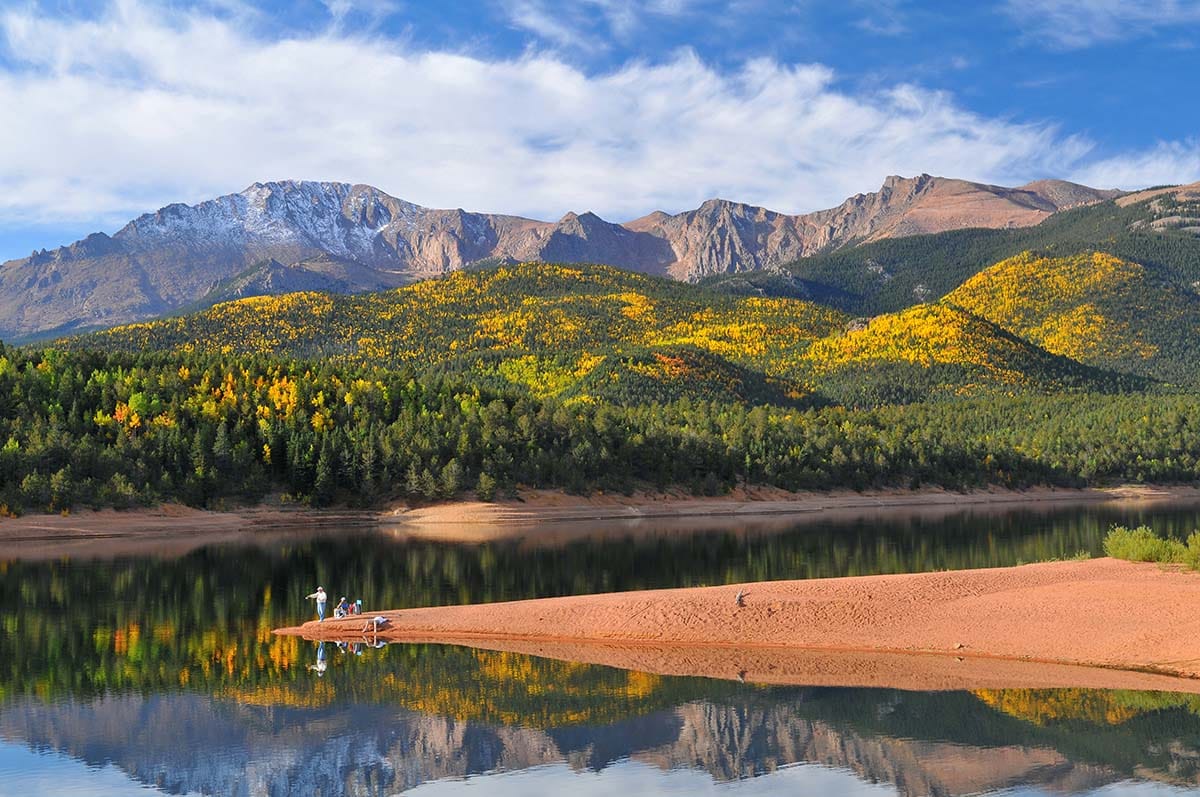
[{"xmin": 2, "ymin": 344, "xmax": 1200, "ymax": 514}]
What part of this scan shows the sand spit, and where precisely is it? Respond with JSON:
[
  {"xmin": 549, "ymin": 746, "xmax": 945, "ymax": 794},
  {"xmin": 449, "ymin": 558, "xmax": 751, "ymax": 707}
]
[{"xmin": 277, "ymin": 558, "xmax": 1200, "ymax": 693}]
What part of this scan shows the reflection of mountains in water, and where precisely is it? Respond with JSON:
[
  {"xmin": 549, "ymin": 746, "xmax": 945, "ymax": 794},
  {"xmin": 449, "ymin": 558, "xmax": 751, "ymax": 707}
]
[{"xmin": 4, "ymin": 687, "xmax": 1199, "ymax": 796}]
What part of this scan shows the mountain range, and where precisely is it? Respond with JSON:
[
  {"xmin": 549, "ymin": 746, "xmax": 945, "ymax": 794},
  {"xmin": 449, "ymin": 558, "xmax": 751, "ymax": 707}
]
[{"xmin": 0, "ymin": 174, "xmax": 1121, "ymax": 340}]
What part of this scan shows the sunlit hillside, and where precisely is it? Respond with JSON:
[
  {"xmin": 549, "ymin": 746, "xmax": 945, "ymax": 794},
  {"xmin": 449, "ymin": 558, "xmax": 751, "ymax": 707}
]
[
  {"xmin": 800, "ymin": 302, "xmax": 1141, "ymax": 404},
  {"xmin": 946, "ymin": 252, "xmax": 1200, "ymax": 383},
  {"xmin": 77, "ymin": 263, "xmax": 845, "ymax": 404},
  {"xmin": 73, "ymin": 261, "xmax": 1142, "ymax": 405}
]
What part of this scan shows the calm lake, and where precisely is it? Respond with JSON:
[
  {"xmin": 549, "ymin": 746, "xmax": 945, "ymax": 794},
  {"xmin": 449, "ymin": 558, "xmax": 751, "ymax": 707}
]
[{"xmin": 4, "ymin": 501, "xmax": 1200, "ymax": 796}]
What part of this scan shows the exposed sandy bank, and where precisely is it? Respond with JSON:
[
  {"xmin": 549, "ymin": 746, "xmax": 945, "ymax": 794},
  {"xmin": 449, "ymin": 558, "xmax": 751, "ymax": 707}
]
[
  {"xmin": 0, "ymin": 504, "xmax": 375, "ymax": 560},
  {"xmin": 278, "ymin": 558, "xmax": 1200, "ymax": 692},
  {"xmin": 384, "ymin": 484, "xmax": 1200, "ymax": 542}
]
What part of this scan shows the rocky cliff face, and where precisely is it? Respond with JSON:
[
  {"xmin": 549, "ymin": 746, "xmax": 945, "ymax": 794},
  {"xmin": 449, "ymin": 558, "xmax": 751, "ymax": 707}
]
[{"xmin": 0, "ymin": 176, "xmax": 1119, "ymax": 339}]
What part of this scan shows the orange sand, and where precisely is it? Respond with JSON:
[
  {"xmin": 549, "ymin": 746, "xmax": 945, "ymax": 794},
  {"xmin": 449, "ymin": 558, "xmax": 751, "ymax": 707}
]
[{"xmin": 277, "ymin": 558, "xmax": 1200, "ymax": 692}]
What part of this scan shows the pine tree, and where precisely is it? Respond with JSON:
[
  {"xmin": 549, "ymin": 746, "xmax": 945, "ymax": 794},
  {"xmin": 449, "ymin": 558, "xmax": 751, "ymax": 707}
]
[
  {"xmin": 314, "ymin": 439, "xmax": 336, "ymax": 505},
  {"xmin": 476, "ymin": 471, "xmax": 497, "ymax": 502},
  {"xmin": 440, "ymin": 458, "xmax": 464, "ymax": 497},
  {"xmin": 212, "ymin": 421, "xmax": 232, "ymax": 476}
]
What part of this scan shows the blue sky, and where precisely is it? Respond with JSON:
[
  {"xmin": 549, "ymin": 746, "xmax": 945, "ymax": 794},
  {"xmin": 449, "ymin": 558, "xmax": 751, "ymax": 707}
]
[{"xmin": 1, "ymin": 0, "xmax": 1199, "ymax": 261}]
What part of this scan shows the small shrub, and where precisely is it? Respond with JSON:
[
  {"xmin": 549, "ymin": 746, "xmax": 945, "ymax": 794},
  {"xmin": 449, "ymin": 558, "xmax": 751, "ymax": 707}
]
[
  {"xmin": 1102, "ymin": 525, "xmax": 1186, "ymax": 564},
  {"xmin": 1184, "ymin": 531, "xmax": 1200, "ymax": 570}
]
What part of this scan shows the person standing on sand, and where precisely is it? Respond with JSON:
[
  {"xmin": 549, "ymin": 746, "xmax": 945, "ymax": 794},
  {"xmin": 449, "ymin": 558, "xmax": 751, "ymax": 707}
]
[{"xmin": 306, "ymin": 586, "xmax": 328, "ymax": 621}]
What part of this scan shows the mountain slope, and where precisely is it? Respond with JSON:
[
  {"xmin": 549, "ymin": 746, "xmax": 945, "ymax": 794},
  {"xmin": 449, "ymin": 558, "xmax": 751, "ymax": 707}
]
[
  {"xmin": 75, "ymin": 263, "xmax": 847, "ymax": 404},
  {"xmin": 946, "ymin": 252, "xmax": 1200, "ymax": 383},
  {"xmin": 0, "ymin": 175, "xmax": 1116, "ymax": 340},
  {"xmin": 799, "ymin": 302, "xmax": 1138, "ymax": 405},
  {"xmin": 71, "ymin": 262, "xmax": 1138, "ymax": 406},
  {"xmin": 777, "ymin": 183, "xmax": 1200, "ymax": 316},
  {"xmin": 188, "ymin": 254, "xmax": 411, "ymax": 309}
]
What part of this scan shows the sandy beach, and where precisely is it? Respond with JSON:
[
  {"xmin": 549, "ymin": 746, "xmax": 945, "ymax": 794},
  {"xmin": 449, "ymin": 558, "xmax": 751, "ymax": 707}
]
[{"xmin": 277, "ymin": 558, "xmax": 1200, "ymax": 693}]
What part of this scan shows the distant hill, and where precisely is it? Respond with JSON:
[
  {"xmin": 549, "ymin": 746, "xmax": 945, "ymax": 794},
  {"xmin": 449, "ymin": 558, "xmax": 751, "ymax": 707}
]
[
  {"xmin": 946, "ymin": 252, "xmax": 1200, "ymax": 384},
  {"xmin": 0, "ymin": 175, "xmax": 1117, "ymax": 340},
  {"xmin": 71, "ymin": 262, "xmax": 1139, "ymax": 406},
  {"xmin": 188, "ymin": 254, "xmax": 410, "ymax": 309}
]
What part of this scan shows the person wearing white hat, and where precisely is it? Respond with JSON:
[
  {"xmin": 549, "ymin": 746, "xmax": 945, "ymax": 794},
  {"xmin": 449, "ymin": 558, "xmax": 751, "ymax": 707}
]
[{"xmin": 305, "ymin": 586, "xmax": 328, "ymax": 621}]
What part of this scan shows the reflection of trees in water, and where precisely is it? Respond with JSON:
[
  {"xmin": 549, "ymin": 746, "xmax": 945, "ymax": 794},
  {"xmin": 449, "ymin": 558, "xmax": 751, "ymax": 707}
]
[
  {"xmin": 6, "ymin": 504, "xmax": 1199, "ymax": 703},
  {"xmin": 3, "ymin": 683, "xmax": 1200, "ymax": 797},
  {"xmin": 4, "ymin": 508, "xmax": 1200, "ymax": 794}
]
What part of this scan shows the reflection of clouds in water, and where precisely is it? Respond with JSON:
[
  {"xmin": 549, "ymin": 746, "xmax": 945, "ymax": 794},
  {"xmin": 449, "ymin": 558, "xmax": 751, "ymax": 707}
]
[
  {"xmin": 0, "ymin": 741, "xmax": 176, "ymax": 797},
  {"xmin": 404, "ymin": 760, "xmax": 896, "ymax": 796},
  {"xmin": 1083, "ymin": 784, "xmax": 1200, "ymax": 797},
  {"xmin": 404, "ymin": 761, "xmax": 1200, "ymax": 796}
]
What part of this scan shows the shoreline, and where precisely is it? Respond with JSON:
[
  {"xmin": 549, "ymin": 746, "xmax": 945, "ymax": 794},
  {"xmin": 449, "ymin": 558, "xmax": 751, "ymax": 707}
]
[
  {"xmin": 0, "ymin": 504, "xmax": 377, "ymax": 560},
  {"xmin": 276, "ymin": 558, "xmax": 1200, "ymax": 693},
  {"xmin": 383, "ymin": 484, "xmax": 1200, "ymax": 541},
  {"xmin": 1, "ymin": 483, "xmax": 1198, "ymax": 545}
]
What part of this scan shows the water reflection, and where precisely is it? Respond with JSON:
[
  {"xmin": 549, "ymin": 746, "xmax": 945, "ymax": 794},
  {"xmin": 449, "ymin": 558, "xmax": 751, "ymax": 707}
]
[
  {"xmin": 3, "ymin": 502, "xmax": 1200, "ymax": 795},
  {"xmin": 3, "ymin": 641, "xmax": 1200, "ymax": 796}
]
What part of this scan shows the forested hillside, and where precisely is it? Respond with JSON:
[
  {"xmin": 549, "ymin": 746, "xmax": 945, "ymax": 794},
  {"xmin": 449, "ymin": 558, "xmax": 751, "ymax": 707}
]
[
  {"xmin": 73, "ymin": 262, "xmax": 1136, "ymax": 406},
  {"xmin": 946, "ymin": 252, "xmax": 1200, "ymax": 382},
  {"xmin": 1, "ymin": 240, "xmax": 1196, "ymax": 515},
  {"xmin": 0, "ymin": 345, "xmax": 1197, "ymax": 514}
]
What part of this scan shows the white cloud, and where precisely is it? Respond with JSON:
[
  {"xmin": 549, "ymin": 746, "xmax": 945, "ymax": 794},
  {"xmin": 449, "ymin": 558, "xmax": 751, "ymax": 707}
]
[
  {"xmin": 497, "ymin": 0, "xmax": 695, "ymax": 51},
  {"xmin": 853, "ymin": 0, "xmax": 909, "ymax": 36},
  {"xmin": 1003, "ymin": 0, "xmax": 1200, "ymax": 49},
  {"xmin": 321, "ymin": 0, "xmax": 401, "ymax": 32},
  {"xmin": 0, "ymin": 0, "xmax": 1193, "ymax": 238},
  {"xmin": 1072, "ymin": 140, "xmax": 1200, "ymax": 189}
]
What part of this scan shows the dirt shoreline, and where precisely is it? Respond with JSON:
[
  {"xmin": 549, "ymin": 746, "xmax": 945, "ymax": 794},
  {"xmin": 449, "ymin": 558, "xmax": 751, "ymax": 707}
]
[
  {"xmin": 0, "ymin": 504, "xmax": 377, "ymax": 560},
  {"xmin": 276, "ymin": 558, "xmax": 1200, "ymax": 693},
  {"xmin": 384, "ymin": 484, "xmax": 1200, "ymax": 541},
  {"xmin": 4, "ymin": 484, "xmax": 1199, "ymax": 552}
]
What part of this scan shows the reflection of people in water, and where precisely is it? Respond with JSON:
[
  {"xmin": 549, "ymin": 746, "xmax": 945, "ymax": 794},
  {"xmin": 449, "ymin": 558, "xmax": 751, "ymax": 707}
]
[
  {"xmin": 305, "ymin": 587, "xmax": 327, "ymax": 621},
  {"xmin": 362, "ymin": 615, "xmax": 390, "ymax": 647},
  {"xmin": 307, "ymin": 641, "xmax": 328, "ymax": 677}
]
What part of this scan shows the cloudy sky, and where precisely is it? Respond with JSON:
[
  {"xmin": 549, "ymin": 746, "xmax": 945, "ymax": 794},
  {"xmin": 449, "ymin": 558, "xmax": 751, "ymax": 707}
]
[{"xmin": 1, "ymin": 0, "xmax": 1199, "ymax": 260}]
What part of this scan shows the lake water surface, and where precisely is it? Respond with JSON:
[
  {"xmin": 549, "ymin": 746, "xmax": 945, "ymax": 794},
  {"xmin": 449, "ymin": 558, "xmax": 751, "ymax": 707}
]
[{"xmin": 4, "ymin": 501, "xmax": 1200, "ymax": 796}]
